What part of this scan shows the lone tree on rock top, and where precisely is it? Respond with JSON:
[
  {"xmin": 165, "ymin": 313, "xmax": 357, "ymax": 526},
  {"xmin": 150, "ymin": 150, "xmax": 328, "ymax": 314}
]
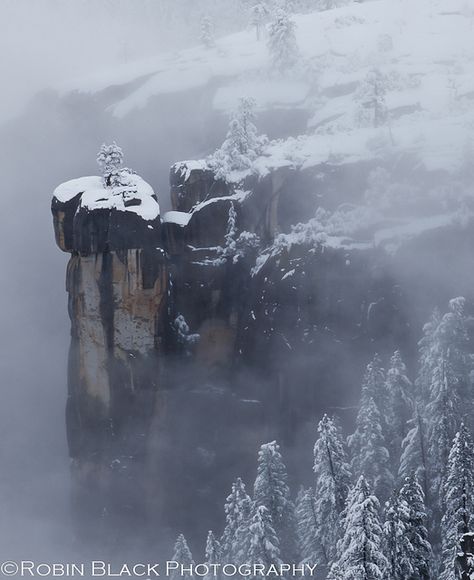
[
  {"xmin": 96, "ymin": 141, "xmax": 135, "ymax": 189},
  {"xmin": 97, "ymin": 141, "xmax": 124, "ymax": 187}
]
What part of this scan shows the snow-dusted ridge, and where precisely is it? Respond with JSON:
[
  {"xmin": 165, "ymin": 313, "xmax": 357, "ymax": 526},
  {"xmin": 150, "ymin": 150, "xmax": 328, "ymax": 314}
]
[{"xmin": 53, "ymin": 174, "xmax": 160, "ymax": 221}]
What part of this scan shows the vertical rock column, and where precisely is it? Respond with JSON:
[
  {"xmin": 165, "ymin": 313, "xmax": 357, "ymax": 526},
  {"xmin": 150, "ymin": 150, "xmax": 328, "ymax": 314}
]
[{"xmin": 52, "ymin": 176, "xmax": 167, "ymax": 536}]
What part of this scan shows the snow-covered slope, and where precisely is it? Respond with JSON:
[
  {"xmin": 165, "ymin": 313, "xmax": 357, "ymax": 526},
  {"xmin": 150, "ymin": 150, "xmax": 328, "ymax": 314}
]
[
  {"xmin": 59, "ymin": 0, "xmax": 474, "ymax": 176},
  {"xmin": 58, "ymin": 0, "xmax": 474, "ymax": 250}
]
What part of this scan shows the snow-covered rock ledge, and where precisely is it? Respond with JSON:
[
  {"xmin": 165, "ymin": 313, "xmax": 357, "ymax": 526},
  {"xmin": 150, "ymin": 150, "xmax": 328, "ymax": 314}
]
[
  {"xmin": 52, "ymin": 144, "xmax": 161, "ymax": 254},
  {"xmin": 54, "ymin": 174, "xmax": 160, "ymax": 221}
]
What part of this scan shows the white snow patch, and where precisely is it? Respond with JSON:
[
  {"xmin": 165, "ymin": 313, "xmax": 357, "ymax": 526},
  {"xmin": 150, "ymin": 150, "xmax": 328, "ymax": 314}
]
[
  {"xmin": 54, "ymin": 176, "xmax": 102, "ymax": 203},
  {"xmin": 162, "ymin": 211, "xmax": 192, "ymax": 227},
  {"xmin": 55, "ymin": 175, "xmax": 160, "ymax": 221},
  {"xmin": 191, "ymin": 190, "xmax": 251, "ymax": 214},
  {"xmin": 281, "ymin": 269, "xmax": 296, "ymax": 280},
  {"xmin": 173, "ymin": 159, "xmax": 210, "ymax": 182}
]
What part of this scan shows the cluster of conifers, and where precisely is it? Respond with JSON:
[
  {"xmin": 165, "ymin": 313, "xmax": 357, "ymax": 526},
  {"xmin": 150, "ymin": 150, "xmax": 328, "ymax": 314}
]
[{"xmin": 168, "ymin": 297, "xmax": 474, "ymax": 580}]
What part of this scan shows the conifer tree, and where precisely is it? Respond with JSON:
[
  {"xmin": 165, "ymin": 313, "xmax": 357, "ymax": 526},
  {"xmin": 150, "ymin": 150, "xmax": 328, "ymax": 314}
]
[
  {"xmin": 170, "ymin": 534, "xmax": 195, "ymax": 580},
  {"xmin": 267, "ymin": 9, "xmax": 299, "ymax": 75},
  {"xmin": 295, "ymin": 487, "xmax": 320, "ymax": 566},
  {"xmin": 416, "ymin": 307, "xmax": 442, "ymax": 401},
  {"xmin": 440, "ymin": 425, "xmax": 474, "ymax": 580},
  {"xmin": 204, "ymin": 531, "xmax": 220, "ymax": 580},
  {"xmin": 309, "ymin": 415, "xmax": 352, "ymax": 569},
  {"xmin": 218, "ymin": 203, "xmax": 238, "ymax": 262},
  {"xmin": 356, "ymin": 68, "xmax": 388, "ymax": 128},
  {"xmin": 200, "ymin": 15, "xmax": 215, "ymax": 48},
  {"xmin": 360, "ymin": 353, "xmax": 388, "ymax": 414},
  {"xmin": 250, "ymin": 3, "xmax": 269, "ymax": 40},
  {"xmin": 253, "ymin": 440, "xmax": 298, "ymax": 562},
  {"xmin": 383, "ymin": 491, "xmax": 415, "ymax": 580},
  {"xmin": 221, "ymin": 478, "xmax": 253, "ymax": 563},
  {"xmin": 210, "ymin": 97, "xmax": 263, "ymax": 179},
  {"xmin": 436, "ymin": 297, "xmax": 470, "ymax": 404},
  {"xmin": 326, "ymin": 562, "xmax": 342, "ymax": 580},
  {"xmin": 247, "ymin": 505, "xmax": 282, "ymax": 573},
  {"xmin": 348, "ymin": 397, "xmax": 393, "ymax": 501},
  {"xmin": 329, "ymin": 476, "xmax": 388, "ymax": 580},
  {"xmin": 417, "ymin": 299, "xmax": 470, "ymax": 407},
  {"xmin": 217, "ymin": 203, "xmax": 260, "ymax": 264},
  {"xmin": 426, "ymin": 355, "xmax": 462, "ymax": 504},
  {"xmin": 399, "ymin": 473, "xmax": 432, "ymax": 580},
  {"xmin": 399, "ymin": 405, "xmax": 429, "ymax": 501},
  {"xmin": 97, "ymin": 141, "xmax": 125, "ymax": 187},
  {"xmin": 314, "ymin": 415, "xmax": 352, "ymax": 513},
  {"xmin": 385, "ymin": 350, "xmax": 414, "ymax": 460}
]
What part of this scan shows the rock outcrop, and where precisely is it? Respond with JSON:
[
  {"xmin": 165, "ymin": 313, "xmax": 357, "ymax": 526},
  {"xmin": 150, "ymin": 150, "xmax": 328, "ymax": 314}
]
[{"xmin": 52, "ymin": 159, "xmax": 474, "ymax": 546}]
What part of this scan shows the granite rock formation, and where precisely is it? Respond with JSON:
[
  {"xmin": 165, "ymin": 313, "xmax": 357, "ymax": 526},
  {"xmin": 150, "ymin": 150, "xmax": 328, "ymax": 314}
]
[{"xmin": 52, "ymin": 159, "xmax": 474, "ymax": 546}]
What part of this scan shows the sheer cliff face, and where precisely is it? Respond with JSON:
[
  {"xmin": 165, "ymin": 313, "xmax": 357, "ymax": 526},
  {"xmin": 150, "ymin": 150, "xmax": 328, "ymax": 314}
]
[
  {"xmin": 52, "ymin": 162, "xmax": 474, "ymax": 544},
  {"xmin": 52, "ymin": 179, "xmax": 167, "ymax": 535}
]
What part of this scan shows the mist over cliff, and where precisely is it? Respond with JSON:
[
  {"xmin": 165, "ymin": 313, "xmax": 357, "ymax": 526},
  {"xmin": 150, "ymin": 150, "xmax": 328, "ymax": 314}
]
[{"xmin": 2, "ymin": 0, "xmax": 474, "ymax": 576}]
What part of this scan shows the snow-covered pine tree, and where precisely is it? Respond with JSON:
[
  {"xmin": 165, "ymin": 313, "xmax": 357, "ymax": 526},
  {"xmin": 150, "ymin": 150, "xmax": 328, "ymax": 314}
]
[
  {"xmin": 267, "ymin": 9, "xmax": 299, "ymax": 75},
  {"xmin": 326, "ymin": 562, "xmax": 342, "ymax": 580},
  {"xmin": 329, "ymin": 476, "xmax": 388, "ymax": 580},
  {"xmin": 204, "ymin": 531, "xmax": 221, "ymax": 580},
  {"xmin": 200, "ymin": 15, "xmax": 215, "ymax": 48},
  {"xmin": 210, "ymin": 97, "xmax": 263, "ymax": 180},
  {"xmin": 440, "ymin": 424, "xmax": 474, "ymax": 580},
  {"xmin": 417, "ymin": 298, "xmax": 470, "ymax": 409},
  {"xmin": 385, "ymin": 350, "xmax": 414, "ymax": 462},
  {"xmin": 436, "ymin": 297, "xmax": 471, "ymax": 406},
  {"xmin": 96, "ymin": 141, "xmax": 125, "ymax": 187},
  {"xmin": 415, "ymin": 307, "xmax": 442, "ymax": 402},
  {"xmin": 253, "ymin": 440, "xmax": 298, "ymax": 562},
  {"xmin": 399, "ymin": 405, "xmax": 429, "ymax": 501},
  {"xmin": 247, "ymin": 505, "xmax": 283, "ymax": 574},
  {"xmin": 295, "ymin": 487, "xmax": 321, "ymax": 566},
  {"xmin": 217, "ymin": 203, "xmax": 260, "ymax": 264},
  {"xmin": 170, "ymin": 534, "xmax": 195, "ymax": 580},
  {"xmin": 250, "ymin": 3, "xmax": 269, "ymax": 40},
  {"xmin": 399, "ymin": 473, "xmax": 432, "ymax": 580},
  {"xmin": 314, "ymin": 415, "xmax": 352, "ymax": 513},
  {"xmin": 426, "ymin": 355, "xmax": 462, "ymax": 506},
  {"xmin": 348, "ymin": 397, "xmax": 393, "ymax": 501},
  {"xmin": 310, "ymin": 415, "xmax": 352, "ymax": 569},
  {"xmin": 356, "ymin": 68, "xmax": 388, "ymax": 128},
  {"xmin": 218, "ymin": 203, "xmax": 238, "ymax": 261},
  {"xmin": 383, "ymin": 491, "xmax": 415, "ymax": 580},
  {"xmin": 360, "ymin": 353, "xmax": 389, "ymax": 417},
  {"xmin": 220, "ymin": 477, "xmax": 253, "ymax": 563}
]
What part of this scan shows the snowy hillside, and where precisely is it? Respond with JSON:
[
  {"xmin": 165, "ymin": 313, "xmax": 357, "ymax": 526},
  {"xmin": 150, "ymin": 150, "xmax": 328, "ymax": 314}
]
[
  {"xmin": 58, "ymin": 0, "xmax": 474, "ymax": 249},
  {"xmin": 61, "ymin": 0, "xmax": 474, "ymax": 161}
]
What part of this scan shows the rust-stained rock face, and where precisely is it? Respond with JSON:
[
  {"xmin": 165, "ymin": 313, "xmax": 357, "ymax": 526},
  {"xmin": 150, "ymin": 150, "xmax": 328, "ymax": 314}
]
[
  {"xmin": 68, "ymin": 253, "xmax": 111, "ymax": 407},
  {"xmin": 52, "ymin": 178, "xmax": 168, "ymax": 537}
]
